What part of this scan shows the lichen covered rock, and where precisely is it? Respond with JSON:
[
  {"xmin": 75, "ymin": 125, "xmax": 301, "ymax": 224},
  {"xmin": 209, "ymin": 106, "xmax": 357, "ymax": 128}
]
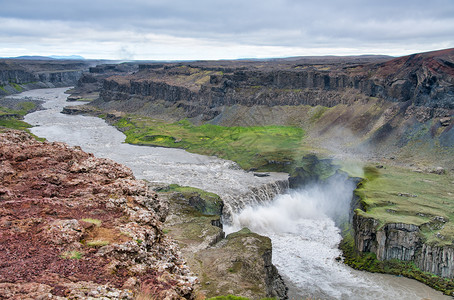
[
  {"xmin": 0, "ymin": 130, "xmax": 196, "ymax": 299},
  {"xmin": 353, "ymin": 212, "xmax": 454, "ymax": 278}
]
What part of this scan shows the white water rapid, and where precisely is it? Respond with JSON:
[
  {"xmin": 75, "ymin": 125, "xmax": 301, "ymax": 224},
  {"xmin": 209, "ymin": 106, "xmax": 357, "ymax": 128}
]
[{"xmin": 9, "ymin": 87, "xmax": 449, "ymax": 300}]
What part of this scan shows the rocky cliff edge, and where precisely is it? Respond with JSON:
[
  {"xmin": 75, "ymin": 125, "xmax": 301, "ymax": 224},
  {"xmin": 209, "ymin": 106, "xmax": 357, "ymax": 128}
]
[
  {"xmin": 354, "ymin": 213, "xmax": 454, "ymax": 279},
  {"xmin": 0, "ymin": 130, "xmax": 195, "ymax": 299}
]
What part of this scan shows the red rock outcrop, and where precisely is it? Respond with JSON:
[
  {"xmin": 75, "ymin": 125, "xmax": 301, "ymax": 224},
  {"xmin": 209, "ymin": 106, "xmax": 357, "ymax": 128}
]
[{"xmin": 0, "ymin": 130, "xmax": 195, "ymax": 299}]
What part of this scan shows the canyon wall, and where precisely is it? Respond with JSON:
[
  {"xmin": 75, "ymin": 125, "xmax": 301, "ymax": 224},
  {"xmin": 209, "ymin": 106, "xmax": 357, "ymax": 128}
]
[
  {"xmin": 353, "ymin": 213, "xmax": 454, "ymax": 278},
  {"xmin": 87, "ymin": 49, "xmax": 454, "ymax": 172},
  {"xmin": 97, "ymin": 49, "xmax": 454, "ymax": 113},
  {"xmin": 36, "ymin": 70, "xmax": 83, "ymax": 87},
  {"xmin": 0, "ymin": 60, "xmax": 92, "ymax": 96},
  {"xmin": 0, "ymin": 69, "xmax": 82, "ymax": 87},
  {"xmin": 71, "ymin": 50, "xmax": 454, "ymax": 282},
  {"xmin": 0, "ymin": 67, "xmax": 36, "ymax": 85},
  {"xmin": 0, "ymin": 68, "xmax": 83, "ymax": 95}
]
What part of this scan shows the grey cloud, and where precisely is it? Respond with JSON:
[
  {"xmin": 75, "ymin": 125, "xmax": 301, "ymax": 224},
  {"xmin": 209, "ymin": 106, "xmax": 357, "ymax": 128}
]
[{"xmin": 1, "ymin": 0, "xmax": 454, "ymax": 58}]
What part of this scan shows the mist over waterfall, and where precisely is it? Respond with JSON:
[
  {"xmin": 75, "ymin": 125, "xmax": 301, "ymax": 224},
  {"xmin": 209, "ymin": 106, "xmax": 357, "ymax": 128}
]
[
  {"xmin": 224, "ymin": 175, "xmax": 362, "ymax": 298},
  {"xmin": 226, "ymin": 174, "xmax": 355, "ymax": 235}
]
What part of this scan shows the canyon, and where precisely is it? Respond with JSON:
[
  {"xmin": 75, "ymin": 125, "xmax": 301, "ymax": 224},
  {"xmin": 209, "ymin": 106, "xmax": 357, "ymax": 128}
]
[
  {"xmin": 3, "ymin": 87, "xmax": 447, "ymax": 299},
  {"xmin": 75, "ymin": 49, "xmax": 454, "ymax": 171},
  {"xmin": 0, "ymin": 59, "xmax": 101, "ymax": 96},
  {"xmin": 14, "ymin": 87, "xmax": 290, "ymax": 299},
  {"xmin": 69, "ymin": 48, "xmax": 454, "ymax": 295},
  {"xmin": 99, "ymin": 49, "xmax": 454, "ymax": 110},
  {"xmin": 0, "ymin": 49, "xmax": 453, "ymax": 298}
]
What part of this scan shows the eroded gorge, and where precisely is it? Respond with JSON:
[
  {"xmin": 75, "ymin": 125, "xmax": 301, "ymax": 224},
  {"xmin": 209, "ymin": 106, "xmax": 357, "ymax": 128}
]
[{"xmin": 1, "ymin": 49, "xmax": 454, "ymax": 299}]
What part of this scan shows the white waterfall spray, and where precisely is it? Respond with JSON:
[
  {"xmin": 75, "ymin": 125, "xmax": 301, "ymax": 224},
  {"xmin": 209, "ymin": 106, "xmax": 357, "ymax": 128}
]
[
  {"xmin": 226, "ymin": 174, "xmax": 354, "ymax": 234},
  {"xmin": 221, "ymin": 179, "xmax": 289, "ymax": 223}
]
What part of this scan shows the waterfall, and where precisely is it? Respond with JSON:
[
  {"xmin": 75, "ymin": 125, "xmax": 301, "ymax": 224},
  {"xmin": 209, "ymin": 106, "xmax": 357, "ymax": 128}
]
[
  {"xmin": 225, "ymin": 173, "xmax": 355, "ymax": 233},
  {"xmin": 220, "ymin": 179, "xmax": 289, "ymax": 223}
]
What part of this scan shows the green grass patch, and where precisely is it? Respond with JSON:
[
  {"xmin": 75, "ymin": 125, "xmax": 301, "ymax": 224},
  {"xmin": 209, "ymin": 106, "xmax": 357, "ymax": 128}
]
[
  {"xmin": 81, "ymin": 218, "xmax": 102, "ymax": 226},
  {"xmin": 0, "ymin": 103, "xmax": 45, "ymax": 141},
  {"xmin": 309, "ymin": 105, "xmax": 329, "ymax": 122},
  {"xmin": 60, "ymin": 250, "xmax": 83, "ymax": 259},
  {"xmin": 85, "ymin": 240, "xmax": 110, "ymax": 247},
  {"xmin": 162, "ymin": 184, "xmax": 223, "ymax": 215},
  {"xmin": 163, "ymin": 184, "xmax": 220, "ymax": 200},
  {"xmin": 355, "ymin": 165, "xmax": 454, "ymax": 246},
  {"xmin": 0, "ymin": 102, "xmax": 36, "ymax": 117},
  {"xmin": 0, "ymin": 118, "xmax": 32, "ymax": 130},
  {"xmin": 10, "ymin": 82, "xmax": 23, "ymax": 92},
  {"xmin": 114, "ymin": 116, "xmax": 305, "ymax": 171},
  {"xmin": 17, "ymin": 101, "xmax": 36, "ymax": 112},
  {"xmin": 0, "ymin": 106, "xmax": 18, "ymax": 117}
]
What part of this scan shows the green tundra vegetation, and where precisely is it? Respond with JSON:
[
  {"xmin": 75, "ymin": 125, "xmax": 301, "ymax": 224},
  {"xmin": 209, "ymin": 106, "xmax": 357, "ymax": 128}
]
[
  {"xmin": 356, "ymin": 165, "xmax": 454, "ymax": 246},
  {"xmin": 0, "ymin": 101, "xmax": 46, "ymax": 141},
  {"xmin": 113, "ymin": 114, "xmax": 454, "ymax": 247},
  {"xmin": 340, "ymin": 164, "xmax": 454, "ymax": 295},
  {"xmin": 10, "ymin": 82, "xmax": 23, "ymax": 92},
  {"xmin": 159, "ymin": 184, "xmax": 224, "ymax": 216},
  {"xmin": 0, "ymin": 101, "xmax": 36, "ymax": 117},
  {"xmin": 0, "ymin": 102, "xmax": 35, "ymax": 131},
  {"xmin": 0, "ymin": 102, "xmax": 45, "ymax": 140},
  {"xmin": 114, "ymin": 116, "xmax": 306, "ymax": 171},
  {"xmin": 0, "ymin": 117, "xmax": 32, "ymax": 131}
]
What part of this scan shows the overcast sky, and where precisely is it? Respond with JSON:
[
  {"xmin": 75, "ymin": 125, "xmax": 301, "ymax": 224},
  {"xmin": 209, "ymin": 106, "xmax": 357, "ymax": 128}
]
[{"xmin": 1, "ymin": 0, "xmax": 454, "ymax": 60}]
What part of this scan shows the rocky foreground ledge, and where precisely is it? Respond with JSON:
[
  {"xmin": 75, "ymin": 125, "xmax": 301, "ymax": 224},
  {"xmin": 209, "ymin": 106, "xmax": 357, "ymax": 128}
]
[{"xmin": 0, "ymin": 130, "xmax": 195, "ymax": 299}]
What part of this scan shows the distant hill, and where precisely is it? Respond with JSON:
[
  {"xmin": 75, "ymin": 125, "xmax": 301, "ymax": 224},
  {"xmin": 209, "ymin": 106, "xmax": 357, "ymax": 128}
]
[
  {"xmin": 49, "ymin": 55, "xmax": 86, "ymax": 60},
  {"xmin": 3, "ymin": 55, "xmax": 85, "ymax": 60}
]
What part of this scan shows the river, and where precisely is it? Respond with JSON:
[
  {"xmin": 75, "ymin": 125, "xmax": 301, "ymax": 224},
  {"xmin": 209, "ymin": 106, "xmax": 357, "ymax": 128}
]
[{"xmin": 13, "ymin": 87, "xmax": 450, "ymax": 299}]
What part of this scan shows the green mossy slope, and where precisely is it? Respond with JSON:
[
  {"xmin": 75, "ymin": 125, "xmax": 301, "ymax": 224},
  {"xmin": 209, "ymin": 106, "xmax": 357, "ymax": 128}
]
[{"xmin": 115, "ymin": 116, "xmax": 305, "ymax": 171}]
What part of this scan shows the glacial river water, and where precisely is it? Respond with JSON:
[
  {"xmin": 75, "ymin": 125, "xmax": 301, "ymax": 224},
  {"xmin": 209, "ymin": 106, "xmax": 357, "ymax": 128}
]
[{"xmin": 15, "ymin": 87, "xmax": 450, "ymax": 300}]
